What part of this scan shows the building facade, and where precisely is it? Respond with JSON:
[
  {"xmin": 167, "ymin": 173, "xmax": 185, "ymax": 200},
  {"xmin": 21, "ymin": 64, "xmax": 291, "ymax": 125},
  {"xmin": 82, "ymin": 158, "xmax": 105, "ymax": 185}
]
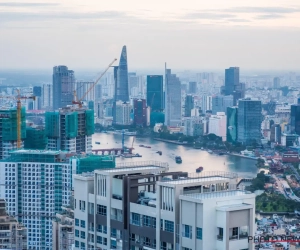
[
  {"xmin": 53, "ymin": 66, "xmax": 75, "ymax": 110},
  {"xmin": 291, "ymin": 101, "xmax": 300, "ymax": 135},
  {"xmin": 115, "ymin": 101, "xmax": 132, "ymax": 125},
  {"xmin": 184, "ymin": 95, "xmax": 194, "ymax": 117},
  {"xmin": 42, "ymin": 83, "xmax": 53, "ymax": 110},
  {"xmin": 224, "ymin": 67, "xmax": 239, "ymax": 96},
  {"xmin": 188, "ymin": 82, "xmax": 197, "ymax": 94},
  {"xmin": 212, "ymin": 95, "xmax": 233, "ymax": 115},
  {"xmin": 226, "ymin": 107, "xmax": 238, "ymax": 143},
  {"xmin": 209, "ymin": 112, "xmax": 227, "ymax": 141},
  {"xmin": 115, "ymin": 46, "xmax": 129, "ymax": 103},
  {"xmin": 0, "ymin": 150, "xmax": 115, "ymax": 250},
  {"xmin": 45, "ymin": 106, "xmax": 94, "ymax": 154},
  {"xmin": 183, "ymin": 117, "xmax": 204, "ymax": 137},
  {"xmin": 237, "ymin": 99, "xmax": 262, "ymax": 145},
  {"xmin": 73, "ymin": 164, "xmax": 255, "ymax": 250},
  {"xmin": 270, "ymin": 124, "xmax": 282, "ymax": 144},
  {"xmin": 0, "ymin": 199, "xmax": 27, "ymax": 250},
  {"xmin": 165, "ymin": 66, "xmax": 182, "ymax": 126},
  {"xmin": 75, "ymin": 81, "xmax": 95, "ymax": 104},
  {"xmin": 147, "ymin": 75, "xmax": 163, "ymax": 112},
  {"xmin": 133, "ymin": 99, "xmax": 147, "ymax": 127},
  {"xmin": 201, "ymin": 95, "xmax": 212, "ymax": 113}
]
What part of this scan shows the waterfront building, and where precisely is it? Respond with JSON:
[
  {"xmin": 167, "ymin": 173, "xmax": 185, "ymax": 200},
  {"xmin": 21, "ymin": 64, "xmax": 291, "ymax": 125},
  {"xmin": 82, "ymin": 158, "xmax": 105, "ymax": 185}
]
[
  {"xmin": 224, "ymin": 67, "xmax": 239, "ymax": 96},
  {"xmin": 150, "ymin": 111, "xmax": 165, "ymax": 127},
  {"xmin": 188, "ymin": 81, "xmax": 197, "ymax": 94},
  {"xmin": 212, "ymin": 95, "xmax": 234, "ymax": 115},
  {"xmin": 146, "ymin": 75, "xmax": 163, "ymax": 112},
  {"xmin": 165, "ymin": 66, "xmax": 181, "ymax": 126},
  {"xmin": 270, "ymin": 124, "xmax": 282, "ymax": 144},
  {"xmin": 115, "ymin": 46, "xmax": 129, "ymax": 103},
  {"xmin": 291, "ymin": 99, "xmax": 300, "ymax": 135},
  {"xmin": 273, "ymin": 77, "xmax": 281, "ymax": 89},
  {"xmin": 52, "ymin": 195, "xmax": 75, "ymax": 250},
  {"xmin": 226, "ymin": 107, "xmax": 238, "ymax": 143},
  {"xmin": 53, "ymin": 66, "xmax": 75, "ymax": 110},
  {"xmin": 183, "ymin": 117, "xmax": 204, "ymax": 136},
  {"xmin": 209, "ymin": 112, "xmax": 227, "ymax": 141},
  {"xmin": 0, "ymin": 107, "xmax": 26, "ymax": 159},
  {"xmin": 184, "ymin": 95, "xmax": 194, "ymax": 117},
  {"xmin": 45, "ymin": 106, "xmax": 94, "ymax": 154},
  {"xmin": 281, "ymin": 133, "xmax": 299, "ymax": 147},
  {"xmin": 73, "ymin": 164, "xmax": 255, "ymax": 250},
  {"xmin": 237, "ymin": 99, "xmax": 262, "ymax": 145},
  {"xmin": 133, "ymin": 99, "xmax": 147, "ymax": 127},
  {"xmin": 115, "ymin": 101, "xmax": 132, "ymax": 125},
  {"xmin": 0, "ymin": 150, "xmax": 115, "ymax": 250},
  {"xmin": 42, "ymin": 83, "xmax": 53, "ymax": 110},
  {"xmin": 201, "ymin": 95, "xmax": 212, "ymax": 113},
  {"xmin": 0, "ymin": 199, "xmax": 27, "ymax": 250}
]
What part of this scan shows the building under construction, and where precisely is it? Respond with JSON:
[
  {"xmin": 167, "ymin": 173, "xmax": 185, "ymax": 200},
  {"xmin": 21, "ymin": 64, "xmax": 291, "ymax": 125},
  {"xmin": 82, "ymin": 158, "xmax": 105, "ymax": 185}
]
[
  {"xmin": 45, "ymin": 106, "xmax": 94, "ymax": 154},
  {"xmin": 0, "ymin": 107, "xmax": 26, "ymax": 159}
]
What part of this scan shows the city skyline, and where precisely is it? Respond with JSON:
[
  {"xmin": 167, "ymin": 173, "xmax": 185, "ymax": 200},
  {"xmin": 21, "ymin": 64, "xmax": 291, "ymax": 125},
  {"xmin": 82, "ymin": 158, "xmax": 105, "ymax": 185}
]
[{"xmin": 0, "ymin": 0, "xmax": 300, "ymax": 70}]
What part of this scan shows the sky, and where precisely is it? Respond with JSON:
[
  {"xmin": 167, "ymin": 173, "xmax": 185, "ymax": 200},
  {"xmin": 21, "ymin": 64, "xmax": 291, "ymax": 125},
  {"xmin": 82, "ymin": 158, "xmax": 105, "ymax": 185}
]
[{"xmin": 0, "ymin": 0, "xmax": 300, "ymax": 71}]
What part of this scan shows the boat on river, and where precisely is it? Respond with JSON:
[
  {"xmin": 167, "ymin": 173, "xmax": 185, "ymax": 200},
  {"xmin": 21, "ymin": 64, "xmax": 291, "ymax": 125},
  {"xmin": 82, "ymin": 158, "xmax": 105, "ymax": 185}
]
[
  {"xmin": 196, "ymin": 166, "xmax": 203, "ymax": 173},
  {"xmin": 175, "ymin": 156, "xmax": 182, "ymax": 163}
]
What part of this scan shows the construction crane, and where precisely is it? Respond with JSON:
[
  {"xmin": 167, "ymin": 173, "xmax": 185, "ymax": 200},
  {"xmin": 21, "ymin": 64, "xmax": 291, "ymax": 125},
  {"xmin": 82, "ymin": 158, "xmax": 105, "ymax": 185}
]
[
  {"xmin": 72, "ymin": 58, "xmax": 117, "ymax": 108},
  {"xmin": 0, "ymin": 89, "xmax": 35, "ymax": 148}
]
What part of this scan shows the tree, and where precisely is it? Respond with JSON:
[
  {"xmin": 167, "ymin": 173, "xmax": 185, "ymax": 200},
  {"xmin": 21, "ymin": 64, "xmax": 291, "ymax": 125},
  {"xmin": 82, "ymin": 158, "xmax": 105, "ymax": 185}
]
[{"xmin": 256, "ymin": 158, "xmax": 265, "ymax": 169}]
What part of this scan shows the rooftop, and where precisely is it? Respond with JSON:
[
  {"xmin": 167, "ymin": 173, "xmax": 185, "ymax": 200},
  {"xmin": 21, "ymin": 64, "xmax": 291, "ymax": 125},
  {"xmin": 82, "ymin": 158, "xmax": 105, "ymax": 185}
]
[
  {"xmin": 99, "ymin": 165, "xmax": 166, "ymax": 174},
  {"xmin": 10, "ymin": 149, "xmax": 62, "ymax": 155},
  {"xmin": 181, "ymin": 190, "xmax": 253, "ymax": 200}
]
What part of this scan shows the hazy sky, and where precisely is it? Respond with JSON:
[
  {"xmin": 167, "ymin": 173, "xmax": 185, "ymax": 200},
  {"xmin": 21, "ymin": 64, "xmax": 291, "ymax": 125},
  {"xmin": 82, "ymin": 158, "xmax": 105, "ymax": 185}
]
[{"xmin": 0, "ymin": 0, "xmax": 300, "ymax": 71}]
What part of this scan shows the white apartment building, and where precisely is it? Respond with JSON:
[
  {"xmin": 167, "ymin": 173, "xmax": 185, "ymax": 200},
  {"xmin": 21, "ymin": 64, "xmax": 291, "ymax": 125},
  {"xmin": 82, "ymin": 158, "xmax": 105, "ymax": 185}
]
[
  {"xmin": 73, "ymin": 162, "xmax": 255, "ymax": 250},
  {"xmin": 42, "ymin": 83, "xmax": 53, "ymax": 110},
  {"xmin": 183, "ymin": 117, "xmax": 204, "ymax": 137},
  {"xmin": 115, "ymin": 101, "xmax": 132, "ymax": 125},
  {"xmin": 209, "ymin": 112, "xmax": 227, "ymax": 141}
]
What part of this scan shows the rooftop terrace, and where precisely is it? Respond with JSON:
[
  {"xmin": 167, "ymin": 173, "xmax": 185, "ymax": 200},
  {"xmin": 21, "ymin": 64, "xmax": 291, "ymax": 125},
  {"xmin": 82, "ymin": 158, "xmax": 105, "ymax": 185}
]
[{"xmin": 182, "ymin": 190, "xmax": 252, "ymax": 200}]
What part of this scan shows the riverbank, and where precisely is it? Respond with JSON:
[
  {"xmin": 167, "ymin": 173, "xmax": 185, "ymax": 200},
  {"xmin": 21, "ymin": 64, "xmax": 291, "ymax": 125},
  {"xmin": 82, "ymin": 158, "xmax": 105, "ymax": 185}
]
[{"xmin": 153, "ymin": 138, "xmax": 191, "ymax": 145}]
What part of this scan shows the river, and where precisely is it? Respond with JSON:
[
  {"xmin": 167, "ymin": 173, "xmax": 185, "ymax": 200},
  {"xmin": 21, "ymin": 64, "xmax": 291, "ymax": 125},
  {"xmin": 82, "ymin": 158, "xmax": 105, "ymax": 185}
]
[{"xmin": 92, "ymin": 132, "xmax": 259, "ymax": 178}]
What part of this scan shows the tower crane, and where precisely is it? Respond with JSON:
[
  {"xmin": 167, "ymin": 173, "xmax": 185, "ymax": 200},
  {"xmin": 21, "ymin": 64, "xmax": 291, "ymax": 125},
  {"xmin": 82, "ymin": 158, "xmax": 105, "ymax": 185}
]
[
  {"xmin": 72, "ymin": 58, "xmax": 117, "ymax": 108},
  {"xmin": 0, "ymin": 89, "xmax": 35, "ymax": 148}
]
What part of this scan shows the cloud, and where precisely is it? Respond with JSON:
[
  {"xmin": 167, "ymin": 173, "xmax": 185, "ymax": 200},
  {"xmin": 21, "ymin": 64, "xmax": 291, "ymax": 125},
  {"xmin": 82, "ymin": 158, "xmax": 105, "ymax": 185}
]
[
  {"xmin": 223, "ymin": 6, "xmax": 300, "ymax": 14},
  {"xmin": 0, "ymin": 2, "xmax": 59, "ymax": 7},
  {"xmin": 226, "ymin": 18, "xmax": 251, "ymax": 23},
  {"xmin": 184, "ymin": 12, "xmax": 236, "ymax": 20},
  {"xmin": 255, "ymin": 14, "xmax": 285, "ymax": 19}
]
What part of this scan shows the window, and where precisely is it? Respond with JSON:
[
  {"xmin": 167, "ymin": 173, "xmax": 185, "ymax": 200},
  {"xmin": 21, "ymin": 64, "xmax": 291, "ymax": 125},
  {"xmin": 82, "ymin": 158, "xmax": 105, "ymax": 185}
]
[
  {"xmin": 111, "ymin": 239, "xmax": 117, "ymax": 249},
  {"xmin": 88, "ymin": 202, "xmax": 94, "ymax": 214},
  {"xmin": 239, "ymin": 226, "xmax": 249, "ymax": 239},
  {"xmin": 160, "ymin": 241, "xmax": 167, "ymax": 250},
  {"xmin": 196, "ymin": 227, "xmax": 202, "ymax": 240},
  {"xmin": 80, "ymin": 242, "xmax": 85, "ymax": 249},
  {"xmin": 80, "ymin": 220, "xmax": 85, "ymax": 228},
  {"xmin": 229, "ymin": 227, "xmax": 239, "ymax": 240},
  {"xmin": 75, "ymin": 230, "xmax": 79, "ymax": 237},
  {"xmin": 97, "ymin": 205, "xmax": 107, "ymax": 216},
  {"xmin": 97, "ymin": 236, "xmax": 102, "ymax": 244},
  {"xmin": 160, "ymin": 219, "xmax": 163, "ymax": 230},
  {"xmin": 182, "ymin": 224, "xmax": 192, "ymax": 239},
  {"xmin": 164, "ymin": 220, "xmax": 174, "ymax": 233},
  {"xmin": 103, "ymin": 237, "xmax": 107, "ymax": 245},
  {"xmin": 131, "ymin": 213, "xmax": 140, "ymax": 226},
  {"xmin": 217, "ymin": 227, "xmax": 223, "ymax": 241},
  {"xmin": 79, "ymin": 200, "xmax": 85, "ymax": 211},
  {"xmin": 143, "ymin": 215, "xmax": 156, "ymax": 228},
  {"xmin": 81, "ymin": 231, "xmax": 85, "ymax": 239},
  {"xmin": 111, "ymin": 228, "xmax": 117, "ymax": 237},
  {"xmin": 75, "ymin": 240, "xmax": 79, "ymax": 247}
]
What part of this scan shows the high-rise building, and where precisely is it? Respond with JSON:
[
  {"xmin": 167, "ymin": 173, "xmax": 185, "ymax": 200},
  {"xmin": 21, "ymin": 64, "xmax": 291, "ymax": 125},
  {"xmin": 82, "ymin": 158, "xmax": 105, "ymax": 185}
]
[
  {"xmin": 75, "ymin": 81, "xmax": 95, "ymax": 103},
  {"xmin": 212, "ymin": 95, "xmax": 234, "ymax": 115},
  {"xmin": 33, "ymin": 86, "xmax": 42, "ymax": 97},
  {"xmin": 133, "ymin": 99, "xmax": 147, "ymax": 127},
  {"xmin": 115, "ymin": 46, "xmax": 129, "ymax": 102},
  {"xmin": 53, "ymin": 66, "xmax": 75, "ymax": 110},
  {"xmin": 0, "ymin": 107, "xmax": 26, "ymax": 159},
  {"xmin": 146, "ymin": 75, "xmax": 163, "ymax": 112},
  {"xmin": 0, "ymin": 150, "xmax": 115, "ymax": 250},
  {"xmin": 226, "ymin": 107, "xmax": 238, "ymax": 143},
  {"xmin": 165, "ymin": 65, "xmax": 181, "ymax": 126},
  {"xmin": 0, "ymin": 199, "xmax": 27, "ymax": 250},
  {"xmin": 233, "ymin": 82, "xmax": 245, "ymax": 105},
  {"xmin": 183, "ymin": 117, "xmax": 204, "ymax": 136},
  {"xmin": 201, "ymin": 95, "xmax": 212, "ymax": 113},
  {"xmin": 45, "ymin": 106, "xmax": 94, "ymax": 154},
  {"xmin": 270, "ymin": 124, "xmax": 282, "ymax": 144},
  {"xmin": 73, "ymin": 165, "xmax": 255, "ymax": 250},
  {"xmin": 188, "ymin": 81, "xmax": 197, "ymax": 94},
  {"xmin": 224, "ymin": 67, "xmax": 239, "ymax": 95},
  {"xmin": 291, "ymin": 100, "xmax": 300, "ymax": 135},
  {"xmin": 209, "ymin": 112, "xmax": 227, "ymax": 141},
  {"xmin": 184, "ymin": 95, "xmax": 194, "ymax": 117},
  {"xmin": 273, "ymin": 77, "xmax": 281, "ymax": 89},
  {"xmin": 42, "ymin": 83, "xmax": 53, "ymax": 110},
  {"xmin": 115, "ymin": 101, "xmax": 132, "ymax": 125},
  {"xmin": 24, "ymin": 125, "xmax": 47, "ymax": 150},
  {"xmin": 237, "ymin": 99, "xmax": 262, "ymax": 145}
]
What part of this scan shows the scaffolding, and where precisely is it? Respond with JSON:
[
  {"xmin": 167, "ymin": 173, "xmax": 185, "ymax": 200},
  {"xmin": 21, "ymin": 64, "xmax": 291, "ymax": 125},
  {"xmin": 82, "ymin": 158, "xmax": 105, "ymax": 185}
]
[
  {"xmin": 45, "ymin": 111, "xmax": 60, "ymax": 138},
  {"xmin": 75, "ymin": 154, "xmax": 115, "ymax": 174},
  {"xmin": 65, "ymin": 112, "xmax": 78, "ymax": 138},
  {"xmin": 1, "ymin": 107, "xmax": 26, "ymax": 141},
  {"xmin": 24, "ymin": 126, "xmax": 47, "ymax": 150},
  {"xmin": 85, "ymin": 109, "xmax": 94, "ymax": 136}
]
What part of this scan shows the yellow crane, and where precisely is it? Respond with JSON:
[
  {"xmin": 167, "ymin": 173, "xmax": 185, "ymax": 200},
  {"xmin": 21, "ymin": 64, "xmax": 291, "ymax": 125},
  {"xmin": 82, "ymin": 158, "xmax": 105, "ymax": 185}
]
[
  {"xmin": 0, "ymin": 89, "xmax": 35, "ymax": 148},
  {"xmin": 73, "ymin": 58, "xmax": 117, "ymax": 108}
]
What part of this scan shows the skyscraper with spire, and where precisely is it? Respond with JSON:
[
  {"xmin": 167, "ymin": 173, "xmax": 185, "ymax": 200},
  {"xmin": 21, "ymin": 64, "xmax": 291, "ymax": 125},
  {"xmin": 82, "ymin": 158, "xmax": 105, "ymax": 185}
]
[{"xmin": 115, "ymin": 45, "xmax": 129, "ymax": 102}]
